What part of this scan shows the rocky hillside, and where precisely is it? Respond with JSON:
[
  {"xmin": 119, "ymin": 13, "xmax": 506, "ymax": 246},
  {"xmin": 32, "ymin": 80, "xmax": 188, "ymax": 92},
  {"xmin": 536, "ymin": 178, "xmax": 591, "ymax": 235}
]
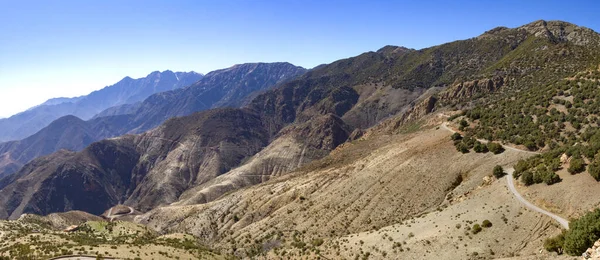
[
  {"xmin": 0, "ymin": 114, "xmax": 132, "ymax": 178},
  {"xmin": 2, "ymin": 20, "xmax": 598, "ymax": 218},
  {"xmin": 0, "ymin": 70, "xmax": 203, "ymax": 142},
  {"xmin": 0, "ymin": 19, "xmax": 598, "ymax": 259},
  {"xmin": 0, "ymin": 108, "xmax": 269, "ymax": 218},
  {"xmin": 128, "ymin": 62, "xmax": 307, "ymax": 133},
  {"xmin": 0, "ymin": 62, "xmax": 305, "ymax": 179}
]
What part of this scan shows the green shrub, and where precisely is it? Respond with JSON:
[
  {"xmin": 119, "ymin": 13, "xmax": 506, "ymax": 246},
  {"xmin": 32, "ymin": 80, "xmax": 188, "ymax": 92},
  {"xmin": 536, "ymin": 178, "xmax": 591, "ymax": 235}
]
[
  {"xmin": 472, "ymin": 224, "xmax": 482, "ymax": 234},
  {"xmin": 589, "ymin": 161, "xmax": 600, "ymax": 181},
  {"xmin": 459, "ymin": 119, "xmax": 469, "ymax": 128},
  {"xmin": 481, "ymin": 220, "xmax": 492, "ymax": 228},
  {"xmin": 492, "ymin": 165, "xmax": 505, "ymax": 178},
  {"xmin": 474, "ymin": 141, "xmax": 489, "ymax": 153},
  {"xmin": 311, "ymin": 238, "xmax": 324, "ymax": 247},
  {"xmin": 456, "ymin": 142, "xmax": 469, "ymax": 153},
  {"xmin": 568, "ymin": 158, "xmax": 585, "ymax": 174},
  {"xmin": 487, "ymin": 142, "xmax": 504, "ymax": 154},
  {"xmin": 544, "ymin": 231, "xmax": 565, "ymax": 254},
  {"xmin": 521, "ymin": 171, "xmax": 534, "ymax": 186},
  {"xmin": 562, "ymin": 209, "xmax": 600, "ymax": 255},
  {"xmin": 451, "ymin": 133, "xmax": 462, "ymax": 141}
]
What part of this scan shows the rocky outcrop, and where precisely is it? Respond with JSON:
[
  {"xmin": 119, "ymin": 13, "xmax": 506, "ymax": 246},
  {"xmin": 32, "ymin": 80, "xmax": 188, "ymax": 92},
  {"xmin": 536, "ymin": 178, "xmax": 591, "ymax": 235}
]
[
  {"xmin": 582, "ymin": 239, "xmax": 600, "ymax": 259},
  {"xmin": 519, "ymin": 20, "xmax": 600, "ymax": 46},
  {"xmin": 438, "ymin": 77, "xmax": 504, "ymax": 104}
]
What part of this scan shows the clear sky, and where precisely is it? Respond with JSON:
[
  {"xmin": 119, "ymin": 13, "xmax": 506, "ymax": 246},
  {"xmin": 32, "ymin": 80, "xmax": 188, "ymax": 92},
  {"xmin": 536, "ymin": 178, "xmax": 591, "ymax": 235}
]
[{"xmin": 0, "ymin": 0, "xmax": 599, "ymax": 118}]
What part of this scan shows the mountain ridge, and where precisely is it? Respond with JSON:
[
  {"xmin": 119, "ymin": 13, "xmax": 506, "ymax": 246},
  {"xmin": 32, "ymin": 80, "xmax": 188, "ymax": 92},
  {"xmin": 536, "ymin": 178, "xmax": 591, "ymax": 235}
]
[
  {"xmin": 1, "ymin": 19, "xmax": 599, "ymax": 259},
  {"xmin": 0, "ymin": 70, "xmax": 203, "ymax": 142},
  {"xmin": 0, "ymin": 62, "xmax": 306, "ymax": 178}
]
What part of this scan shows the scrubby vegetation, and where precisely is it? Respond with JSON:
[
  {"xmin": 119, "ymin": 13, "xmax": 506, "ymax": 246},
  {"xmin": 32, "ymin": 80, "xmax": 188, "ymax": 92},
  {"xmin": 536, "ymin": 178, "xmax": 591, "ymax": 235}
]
[
  {"xmin": 0, "ymin": 220, "xmax": 220, "ymax": 259},
  {"xmin": 544, "ymin": 209, "xmax": 600, "ymax": 255},
  {"xmin": 512, "ymin": 151, "xmax": 562, "ymax": 186},
  {"xmin": 492, "ymin": 165, "xmax": 505, "ymax": 178},
  {"xmin": 451, "ymin": 133, "xmax": 504, "ymax": 155},
  {"xmin": 453, "ymin": 69, "xmax": 600, "ymax": 186}
]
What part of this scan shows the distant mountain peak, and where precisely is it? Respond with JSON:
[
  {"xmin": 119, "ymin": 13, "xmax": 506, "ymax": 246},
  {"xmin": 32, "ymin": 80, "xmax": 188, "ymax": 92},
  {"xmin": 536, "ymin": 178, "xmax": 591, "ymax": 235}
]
[
  {"xmin": 376, "ymin": 45, "xmax": 413, "ymax": 56},
  {"xmin": 480, "ymin": 20, "xmax": 599, "ymax": 46}
]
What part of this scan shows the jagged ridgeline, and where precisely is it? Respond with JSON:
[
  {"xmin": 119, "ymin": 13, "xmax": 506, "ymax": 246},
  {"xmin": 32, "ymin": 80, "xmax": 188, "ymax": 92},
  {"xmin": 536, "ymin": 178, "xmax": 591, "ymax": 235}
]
[
  {"xmin": 0, "ymin": 20, "xmax": 599, "ymax": 259},
  {"xmin": 2, "ymin": 20, "xmax": 599, "ymax": 219}
]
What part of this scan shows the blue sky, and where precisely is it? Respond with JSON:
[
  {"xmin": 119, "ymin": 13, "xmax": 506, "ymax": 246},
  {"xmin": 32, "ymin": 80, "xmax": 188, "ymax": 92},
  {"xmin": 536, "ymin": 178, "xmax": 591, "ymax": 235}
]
[{"xmin": 0, "ymin": 0, "xmax": 599, "ymax": 118}]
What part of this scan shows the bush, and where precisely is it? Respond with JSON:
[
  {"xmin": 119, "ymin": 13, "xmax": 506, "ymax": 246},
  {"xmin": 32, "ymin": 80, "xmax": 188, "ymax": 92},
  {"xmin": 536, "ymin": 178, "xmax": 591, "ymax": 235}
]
[
  {"xmin": 472, "ymin": 224, "xmax": 482, "ymax": 234},
  {"xmin": 562, "ymin": 209, "xmax": 600, "ymax": 255},
  {"xmin": 492, "ymin": 165, "xmax": 505, "ymax": 178},
  {"xmin": 568, "ymin": 158, "xmax": 585, "ymax": 174},
  {"xmin": 463, "ymin": 136, "xmax": 476, "ymax": 149},
  {"xmin": 544, "ymin": 231, "xmax": 565, "ymax": 254},
  {"xmin": 311, "ymin": 238, "xmax": 324, "ymax": 247},
  {"xmin": 456, "ymin": 143, "xmax": 469, "ymax": 153},
  {"xmin": 521, "ymin": 171, "xmax": 534, "ymax": 186},
  {"xmin": 474, "ymin": 141, "xmax": 489, "ymax": 153},
  {"xmin": 589, "ymin": 161, "xmax": 600, "ymax": 181},
  {"xmin": 487, "ymin": 142, "xmax": 504, "ymax": 154},
  {"xmin": 451, "ymin": 133, "xmax": 462, "ymax": 141},
  {"xmin": 524, "ymin": 140, "xmax": 537, "ymax": 151},
  {"xmin": 481, "ymin": 220, "xmax": 492, "ymax": 228}
]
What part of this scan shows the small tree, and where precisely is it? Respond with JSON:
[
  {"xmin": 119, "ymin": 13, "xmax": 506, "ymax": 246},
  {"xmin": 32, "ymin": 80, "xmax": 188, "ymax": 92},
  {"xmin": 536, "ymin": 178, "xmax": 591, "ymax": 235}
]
[
  {"xmin": 523, "ymin": 140, "xmax": 537, "ymax": 151},
  {"xmin": 451, "ymin": 133, "xmax": 462, "ymax": 141},
  {"xmin": 456, "ymin": 143, "xmax": 469, "ymax": 153},
  {"xmin": 472, "ymin": 224, "xmax": 482, "ymax": 234},
  {"xmin": 521, "ymin": 171, "xmax": 534, "ymax": 186},
  {"xmin": 543, "ymin": 171, "xmax": 561, "ymax": 185},
  {"xmin": 487, "ymin": 142, "xmax": 504, "ymax": 154},
  {"xmin": 544, "ymin": 231, "xmax": 564, "ymax": 254},
  {"xmin": 589, "ymin": 161, "xmax": 600, "ymax": 181},
  {"xmin": 568, "ymin": 158, "xmax": 585, "ymax": 174},
  {"xmin": 474, "ymin": 141, "xmax": 489, "ymax": 153},
  {"xmin": 481, "ymin": 220, "xmax": 492, "ymax": 228},
  {"xmin": 493, "ymin": 165, "xmax": 505, "ymax": 178}
]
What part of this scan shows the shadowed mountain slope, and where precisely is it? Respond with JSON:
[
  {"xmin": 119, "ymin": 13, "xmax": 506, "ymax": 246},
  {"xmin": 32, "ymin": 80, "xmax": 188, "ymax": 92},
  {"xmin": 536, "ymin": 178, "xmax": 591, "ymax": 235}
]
[{"xmin": 2, "ymin": 20, "xmax": 599, "ymax": 226}]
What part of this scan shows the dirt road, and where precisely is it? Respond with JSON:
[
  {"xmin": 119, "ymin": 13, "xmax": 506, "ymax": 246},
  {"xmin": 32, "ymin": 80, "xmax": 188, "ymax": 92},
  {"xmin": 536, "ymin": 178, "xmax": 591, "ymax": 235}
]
[
  {"xmin": 106, "ymin": 206, "xmax": 134, "ymax": 221},
  {"xmin": 504, "ymin": 167, "xmax": 569, "ymax": 229},
  {"xmin": 440, "ymin": 121, "xmax": 568, "ymax": 229}
]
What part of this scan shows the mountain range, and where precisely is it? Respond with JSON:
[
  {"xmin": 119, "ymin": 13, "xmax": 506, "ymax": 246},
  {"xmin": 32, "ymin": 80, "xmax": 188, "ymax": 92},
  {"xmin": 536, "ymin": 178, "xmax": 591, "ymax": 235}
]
[
  {"xmin": 0, "ymin": 62, "xmax": 306, "ymax": 178},
  {"xmin": 0, "ymin": 70, "xmax": 203, "ymax": 142},
  {"xmin": 1, "ymin": 20, "xmax": 600, "ymax": 259}
]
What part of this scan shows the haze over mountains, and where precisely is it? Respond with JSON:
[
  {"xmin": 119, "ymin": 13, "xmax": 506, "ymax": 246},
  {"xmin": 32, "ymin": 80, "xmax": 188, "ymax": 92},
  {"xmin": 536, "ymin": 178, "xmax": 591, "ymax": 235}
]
[
  {"xmin": 0, "ymin": 62, "xmax": 306, "ymax": 178},
  {"xmin": 0, "ymin": 70, "xmax": 203, "ymax": 142},
  {"xmin": 2, "ymin": 20, "xmax": 600, "ymax": 259}
]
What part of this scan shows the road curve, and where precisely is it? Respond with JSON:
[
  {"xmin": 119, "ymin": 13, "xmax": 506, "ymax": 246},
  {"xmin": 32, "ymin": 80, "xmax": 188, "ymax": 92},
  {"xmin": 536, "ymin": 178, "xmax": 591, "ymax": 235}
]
[
  {"xmin": 440, "ymin": 121, "xmax": 568, "ymax": 229},
  {"xmin": 505, "ymin": 167, "xmax": 569, "ymax": 229},
  {"xmin": 106, "ymin": 206, "xmax": 135, "ymax": 221}
]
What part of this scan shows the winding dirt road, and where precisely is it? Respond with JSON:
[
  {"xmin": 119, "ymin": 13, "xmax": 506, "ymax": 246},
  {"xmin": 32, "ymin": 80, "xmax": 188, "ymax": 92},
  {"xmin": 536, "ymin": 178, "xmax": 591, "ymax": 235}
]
[
  {"xmin": 504, "ymin": 167, "xmax": 569, "ymax": 229},
  {"xmin": 440, "ymin": 121, "xmax": 569, "ymax": 229},
  {"xmin": 106, "ymin": 206, "xmax": 135, "ymax": 221}
]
